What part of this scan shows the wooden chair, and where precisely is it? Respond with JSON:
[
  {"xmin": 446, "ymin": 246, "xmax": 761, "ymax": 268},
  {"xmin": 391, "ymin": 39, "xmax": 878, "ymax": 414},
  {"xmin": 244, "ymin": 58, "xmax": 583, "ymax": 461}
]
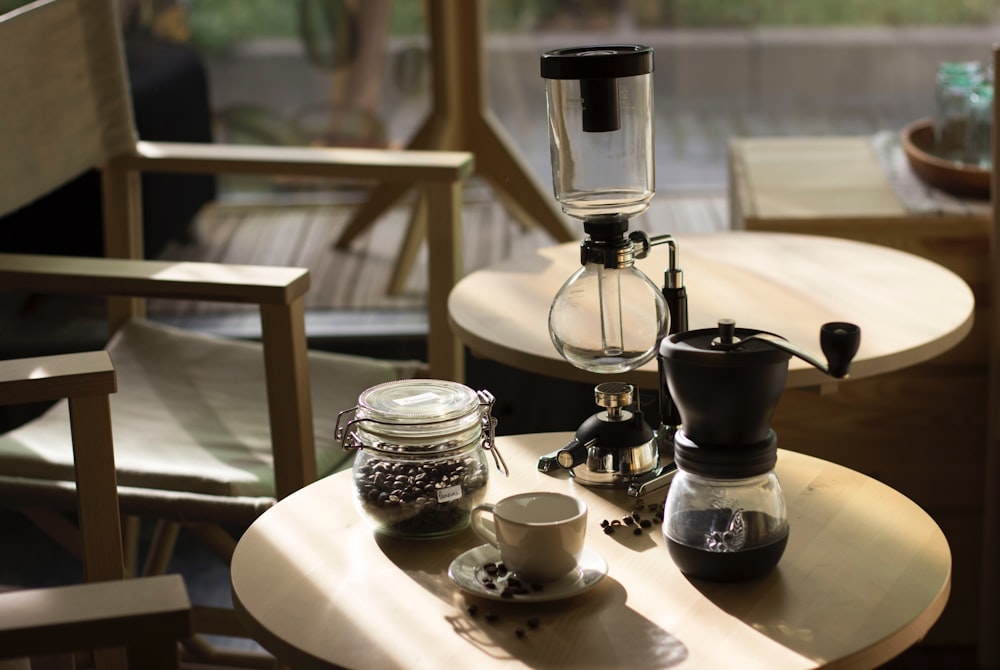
[
  {"xmin": 0, "ymin": 0, "xmax": 471, "ymax": 665},
  {"xmin": 0, "ymin": 574, "xmax": 191, "ymax": 670},
  {"xmin": 0, "ymin": 350, "xmax": 191, "ymax": 670},
  {"xmin": 981, "ymin": 42, "xmax": 1000, "ymax": 670}
]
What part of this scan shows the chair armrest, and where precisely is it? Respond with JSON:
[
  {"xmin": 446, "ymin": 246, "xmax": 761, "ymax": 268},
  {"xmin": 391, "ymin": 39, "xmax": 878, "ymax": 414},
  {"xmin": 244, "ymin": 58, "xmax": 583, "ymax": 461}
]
[
  {"xmin": 0, "ymin": 574, "xmax": 191, "ymax": 659},
  {"xmin": 125, "ymin": 140, "xmax": 475, "ymax": 182},
  {"xmin": 0, "ymin": 351, "xmax": 115, "ymax": 405},
  {"xmin": 0, "ymin": 253, "xmax": 309, "ymax": 306}
]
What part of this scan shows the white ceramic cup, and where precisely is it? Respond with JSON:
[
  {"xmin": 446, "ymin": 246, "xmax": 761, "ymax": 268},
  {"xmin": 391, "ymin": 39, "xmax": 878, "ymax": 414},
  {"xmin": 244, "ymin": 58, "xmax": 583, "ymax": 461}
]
[{"xmin": 470, "ymin": 491, "xmax": 587, "ymax": 582}]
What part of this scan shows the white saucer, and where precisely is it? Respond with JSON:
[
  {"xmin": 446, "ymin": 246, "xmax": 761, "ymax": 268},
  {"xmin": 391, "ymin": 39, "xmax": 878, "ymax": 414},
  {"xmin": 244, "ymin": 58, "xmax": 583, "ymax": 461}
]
[{"xmin": 448, "ymin": 544, "xmax": 607, "ymax": 602}]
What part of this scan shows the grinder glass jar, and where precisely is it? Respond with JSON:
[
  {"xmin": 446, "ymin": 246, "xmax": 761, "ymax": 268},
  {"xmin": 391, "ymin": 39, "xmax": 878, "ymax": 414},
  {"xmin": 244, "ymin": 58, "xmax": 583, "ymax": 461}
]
[{"xmin": 336, "ymin": 379, "xmax": 503, "ymax": 539}]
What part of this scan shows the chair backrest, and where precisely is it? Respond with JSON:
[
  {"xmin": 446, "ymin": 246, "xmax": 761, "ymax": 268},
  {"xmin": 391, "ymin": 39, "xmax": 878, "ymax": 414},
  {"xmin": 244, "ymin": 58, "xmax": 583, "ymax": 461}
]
[{"xmin": 0, "ymin": 0, "xmax": 137, "ymax": 219}]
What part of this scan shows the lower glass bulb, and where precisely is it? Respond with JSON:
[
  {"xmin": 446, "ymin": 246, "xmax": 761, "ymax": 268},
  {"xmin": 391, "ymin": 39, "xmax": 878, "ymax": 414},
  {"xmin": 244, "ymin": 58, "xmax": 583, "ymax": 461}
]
[{"xmin": 548, "ymin": 262, "xmax": 668, "ymax": 374}]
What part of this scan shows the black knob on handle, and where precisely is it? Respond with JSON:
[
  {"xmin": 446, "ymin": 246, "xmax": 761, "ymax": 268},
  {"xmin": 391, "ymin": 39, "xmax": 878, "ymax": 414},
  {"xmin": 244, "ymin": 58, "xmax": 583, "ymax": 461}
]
[
  {"xmin": 820, "ymin": 322, "xmax": 861, "ymax": 378},
  {"xmin": 557, "ymin": 438, "xmax": 588, "ymax": 469}
]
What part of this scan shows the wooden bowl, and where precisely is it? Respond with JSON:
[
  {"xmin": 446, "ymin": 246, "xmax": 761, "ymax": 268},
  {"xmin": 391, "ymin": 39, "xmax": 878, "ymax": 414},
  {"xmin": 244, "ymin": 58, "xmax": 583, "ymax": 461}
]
[{"xmin": 900, "ymin": 118, "xmax": 991, "ymax": 200}]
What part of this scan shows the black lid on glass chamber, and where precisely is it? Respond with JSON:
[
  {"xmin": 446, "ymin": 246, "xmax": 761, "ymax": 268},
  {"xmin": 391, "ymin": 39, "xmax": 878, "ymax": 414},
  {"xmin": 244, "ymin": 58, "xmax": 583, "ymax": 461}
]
[{"xmin": 540, "ymin": 45, "xmax": 654, "ymax": 80}]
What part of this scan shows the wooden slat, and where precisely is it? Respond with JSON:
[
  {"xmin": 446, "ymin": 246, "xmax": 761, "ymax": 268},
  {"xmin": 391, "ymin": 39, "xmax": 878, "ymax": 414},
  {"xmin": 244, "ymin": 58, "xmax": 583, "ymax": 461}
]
[
  {"xmin": 0, "ymin": 351, "xmax": 115, "ymax": 405},
  {"xmin": 0, "ymin": 253, "xmax": 309, "ymax": 305},
  {"xmin": 0, "ymin": 575, "xmax": 190, "ymax": 661},
  {"xmin": 126, "ymin": 141, "xmax": 475, "ymax": 183}
]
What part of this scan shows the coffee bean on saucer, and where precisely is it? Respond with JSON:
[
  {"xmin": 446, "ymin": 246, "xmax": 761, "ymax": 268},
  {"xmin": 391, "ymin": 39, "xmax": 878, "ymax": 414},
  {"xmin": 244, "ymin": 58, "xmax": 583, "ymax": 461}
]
[
  {"xmin": 467, "ymin": 604, "xmax": 478, "ymax": 616},
  {"xmin": 515, "ymin": 627, "xmax": 526, "ymax": 638},
  {"xmin": 485, "ymin": 612, "xmax": 499, "ymax": 623},
  {"xmin": 526, "ymin": 617, "xmax": 541, "ymax": 629},
  {"xmin": 633, "ymin": 527, "xmax": 642, "ymax": 535}
]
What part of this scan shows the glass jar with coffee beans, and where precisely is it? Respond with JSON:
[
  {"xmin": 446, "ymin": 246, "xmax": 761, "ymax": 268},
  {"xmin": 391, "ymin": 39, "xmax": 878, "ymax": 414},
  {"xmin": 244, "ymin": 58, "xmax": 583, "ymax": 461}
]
[{"xmin": 336, "ymin": 379, "xmax": 508, "ymax": 539}]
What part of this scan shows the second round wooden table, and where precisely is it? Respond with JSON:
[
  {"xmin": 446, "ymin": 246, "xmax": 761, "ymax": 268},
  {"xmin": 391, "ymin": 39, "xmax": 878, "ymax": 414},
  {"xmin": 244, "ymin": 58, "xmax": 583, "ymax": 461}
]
[{"xmin": 447, "ymin": 231, "xmax": 975, "ymax": 388}]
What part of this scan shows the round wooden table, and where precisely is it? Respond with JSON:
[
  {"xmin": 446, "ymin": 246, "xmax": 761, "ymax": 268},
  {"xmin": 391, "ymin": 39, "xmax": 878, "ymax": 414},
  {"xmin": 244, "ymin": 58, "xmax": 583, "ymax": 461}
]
[
  {"xmin": 447, "ymin": 231, "xmax": 975, "ymax": 388},
  {"xmin": 231, "ymin": 432, "xmax": 951, "ymax": 670}
]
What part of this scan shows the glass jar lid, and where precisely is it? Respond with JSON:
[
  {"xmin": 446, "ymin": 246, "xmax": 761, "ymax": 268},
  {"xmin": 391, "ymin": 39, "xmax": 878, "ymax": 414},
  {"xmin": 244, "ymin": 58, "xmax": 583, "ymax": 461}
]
[
  {"xmin": 347, "ymin": 379, "xmax": 486, "ymax": 450},
  {"xmin": 358, "ymin": 379, "xmax": 480, "ymax": 425},
  {"xmin": 336, "ymin": 380, "xmax": 508, "ymax": 474}
]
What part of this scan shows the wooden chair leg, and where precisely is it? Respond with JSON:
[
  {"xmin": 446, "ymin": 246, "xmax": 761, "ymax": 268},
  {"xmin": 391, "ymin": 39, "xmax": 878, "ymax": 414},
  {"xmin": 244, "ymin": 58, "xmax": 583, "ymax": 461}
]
[
  {"xmin": 67, "ymin": 394, "xmax": 124, "ymax": 584},
  {"xmin": 388, "ymin": 191, "xmax": 428, "ymax": 296},
  {"xmin": 259, "ymin": 299, "xmax": 316, "ymax": 499},
  {"xmin": 143, "ymin": 521, "xmax": 181, "ymax": 577},
  {"xmin": 424, "ymin": 180, "xmax": 465, "ymax": 383},
  {"xmin": 122, "ymin": 515, "xmax": 141, "ymax": 578}
]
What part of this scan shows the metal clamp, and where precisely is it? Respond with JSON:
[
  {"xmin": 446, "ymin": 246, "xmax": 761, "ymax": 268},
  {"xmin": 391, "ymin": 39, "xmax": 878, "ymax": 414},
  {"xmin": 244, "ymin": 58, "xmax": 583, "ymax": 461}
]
[{"xmin": 477, "ymin": 390, "xmax": 509, "ymax": 477}]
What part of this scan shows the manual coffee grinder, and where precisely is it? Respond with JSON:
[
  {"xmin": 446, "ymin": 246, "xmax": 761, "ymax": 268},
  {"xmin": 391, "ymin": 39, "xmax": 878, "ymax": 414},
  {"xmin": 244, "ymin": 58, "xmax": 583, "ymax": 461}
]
[
  {"xmin": 536, "ymin": 45, "xmax": 684, "ymax": 487},
  {"xmin": 659, "ymin": 318, "xmax": 861, "ymax": 581}
]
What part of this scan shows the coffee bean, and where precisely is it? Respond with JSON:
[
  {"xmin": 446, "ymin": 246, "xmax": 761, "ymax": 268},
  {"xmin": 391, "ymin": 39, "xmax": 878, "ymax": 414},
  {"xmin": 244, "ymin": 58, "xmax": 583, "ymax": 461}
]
[
  {"xmin": 526, "ymin": 617, "xmax": 540, "ymax": 629},
  {"xmin": 355, "ymin": 453, "xmax": 488, "ymax": 536},
  {"xmin": 515, "ymin": 627, "xmax": 525, "ymax": 638}
]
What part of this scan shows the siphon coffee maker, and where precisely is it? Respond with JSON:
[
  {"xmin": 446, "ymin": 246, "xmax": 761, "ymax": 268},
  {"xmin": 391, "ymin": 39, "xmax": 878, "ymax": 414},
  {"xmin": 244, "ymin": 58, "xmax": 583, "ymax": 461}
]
[
  {"xmin": 537, "ymin": 44, "xmax": 686, "ymax": 487},
  {"xmin": 659, "ymin": 318, "xmax": 861, "ymax": 581}
]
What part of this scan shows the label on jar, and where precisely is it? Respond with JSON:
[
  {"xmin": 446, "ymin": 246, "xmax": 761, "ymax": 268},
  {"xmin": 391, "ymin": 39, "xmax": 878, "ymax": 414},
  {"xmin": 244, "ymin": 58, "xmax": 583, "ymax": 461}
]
[
  {"xmin": 393, "ymin": 392, "xmax": 442, "ymax": 407},
  {"xmin": 436, "ymin": 484, "xmax": 462, "ymax": 503}
]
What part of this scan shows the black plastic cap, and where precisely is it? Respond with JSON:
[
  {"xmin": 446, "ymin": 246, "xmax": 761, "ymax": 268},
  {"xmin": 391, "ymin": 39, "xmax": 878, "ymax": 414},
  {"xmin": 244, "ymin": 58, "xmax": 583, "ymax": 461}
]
[{"xmin": 540, "ymin": 45, "xmax": 654, "ymax": 80}]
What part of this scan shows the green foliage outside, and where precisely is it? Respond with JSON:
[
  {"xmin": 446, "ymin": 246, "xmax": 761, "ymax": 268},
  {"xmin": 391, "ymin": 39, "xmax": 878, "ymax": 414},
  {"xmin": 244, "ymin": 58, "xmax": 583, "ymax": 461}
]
[{"xmin": 185, "ymin": 0, "xmax": 999, "ymax": 55}]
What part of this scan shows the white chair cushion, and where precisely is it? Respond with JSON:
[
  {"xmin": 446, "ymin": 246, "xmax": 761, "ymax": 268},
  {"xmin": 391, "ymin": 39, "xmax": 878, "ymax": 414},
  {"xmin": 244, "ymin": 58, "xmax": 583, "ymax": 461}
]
[{"xmin": 0, "ymin": 319, "xmax": 419, "ymax": 498}]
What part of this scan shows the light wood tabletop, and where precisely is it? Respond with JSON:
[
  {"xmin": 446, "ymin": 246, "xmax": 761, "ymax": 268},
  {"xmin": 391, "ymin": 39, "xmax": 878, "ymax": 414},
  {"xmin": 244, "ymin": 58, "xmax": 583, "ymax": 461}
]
[
  {"xmin": 231, "ymin": 432, "xmax": 951, "ymax": 670},
  {"xmin": 447, "ymin": 231, "xmax": 975, "ymax": 389}
]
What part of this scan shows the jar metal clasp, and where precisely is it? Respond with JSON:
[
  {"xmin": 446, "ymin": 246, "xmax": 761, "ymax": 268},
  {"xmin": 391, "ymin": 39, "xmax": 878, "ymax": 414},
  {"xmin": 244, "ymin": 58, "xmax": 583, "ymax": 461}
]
[
  {"xmin": 334, "ymin": 406, "xmax": 365, "ymax": 449},
  {"xmin": 478, "ymin": 390, "xmax": 508, "ymax": 477}
]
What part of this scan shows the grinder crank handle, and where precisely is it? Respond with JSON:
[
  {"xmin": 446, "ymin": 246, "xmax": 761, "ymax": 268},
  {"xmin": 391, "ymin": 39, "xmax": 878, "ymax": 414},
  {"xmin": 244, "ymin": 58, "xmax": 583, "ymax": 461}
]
[
  {"xmin": 820, "ymin": 322, "xmax": 862, "ymax": 378},
  {"xmin": 744, "ymin": 321, "xmax": 861, "ymax": 380}
]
